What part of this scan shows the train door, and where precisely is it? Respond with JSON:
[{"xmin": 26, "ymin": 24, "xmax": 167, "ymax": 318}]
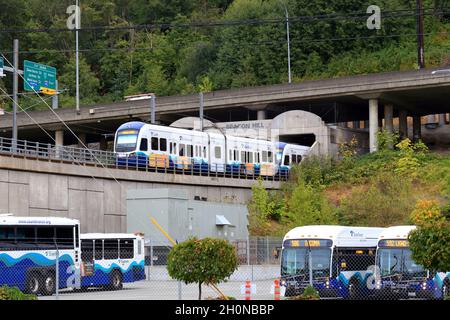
[{"xmin": 209, "ymin": 134, "xmax": 225, "ymax": 172}]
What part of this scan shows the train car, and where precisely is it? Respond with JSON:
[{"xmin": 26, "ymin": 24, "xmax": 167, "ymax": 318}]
[{"xmin": 114, "ymin": 121, "xmax": 310, "ymax": 177}]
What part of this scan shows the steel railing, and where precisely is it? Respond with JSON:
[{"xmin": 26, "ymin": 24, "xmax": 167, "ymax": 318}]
[{"xmin": 0, "ymin": 137, "xmax": 290, "ymax": 181}]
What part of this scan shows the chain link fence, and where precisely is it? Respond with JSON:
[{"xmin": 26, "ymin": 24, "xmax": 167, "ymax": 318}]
[{"xmin": 2, "ymin": 235, "xmax": 449, "ymax": 300}]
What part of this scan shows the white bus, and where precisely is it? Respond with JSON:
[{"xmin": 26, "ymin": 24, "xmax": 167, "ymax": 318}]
[
  {"xmin": 79, "ymin": 233, "xmax": 146, "ymax": 290},
  {"xmin": 280, "ymin": 225, "xmax": 385, "ymax": 299},
  {"xmin": 375, "ymin": 226, "xmax": 450, "ymax": 299},
  {"xmin": 0, "ymin": 215, "xmax": 81, "ymax": 295}
]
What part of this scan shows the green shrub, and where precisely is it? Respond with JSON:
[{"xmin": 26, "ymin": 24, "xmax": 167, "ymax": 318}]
[
  {"xmin": 167, "ymin": 237, "xmax": 238, "ymax": 300},
  {"xmin": 289, "ymin": 286, "xmax": 320, "ymax": 300},
  {"xmin": 0, "ymin": 286, "xmax": 37, "ymax": 300}
]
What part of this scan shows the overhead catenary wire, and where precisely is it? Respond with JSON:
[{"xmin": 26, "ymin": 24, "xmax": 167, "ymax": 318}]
[{"xmin": 0, "ymin": 7, "xmax": 448, "ymax": 34}]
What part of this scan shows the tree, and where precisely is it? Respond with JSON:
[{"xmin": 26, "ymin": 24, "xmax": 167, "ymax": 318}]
[
  {"xmin": 408, "ymin": 200, "xmax": 450, "ymax": 272},
  {"xmin": 167, "ymin": 237, "xmax": 238, "ymax": 300}
]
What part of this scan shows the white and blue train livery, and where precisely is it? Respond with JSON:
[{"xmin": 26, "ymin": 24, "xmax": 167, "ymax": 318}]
[
  {"xmin": 0, "ymin": 215, "xmax": 81, "ymax": 296},
  {"xmin": 375, "ymin": 226, "xmax": 450, "ymax": 299},
  {"xmin": 80, "ymin": 233, "xmax": 146, "ymax": 290},
  {"xmin": 114, "ymin": 121, "xmax": 311, "ymax": 176},
  {"xmin": 281, "ymin": 225, "xmax": 385, "ymax": 299}
]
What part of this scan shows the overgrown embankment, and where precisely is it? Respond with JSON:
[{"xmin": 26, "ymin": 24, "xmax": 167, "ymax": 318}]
[{"xmin": 248, "ymin": 138, "xmax": 450, "ymax": 236}]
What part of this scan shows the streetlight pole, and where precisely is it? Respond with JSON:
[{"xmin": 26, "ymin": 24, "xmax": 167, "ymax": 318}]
[{"xmin": 416, "ymin": 0, "xmax": 425, "ymax": 69}]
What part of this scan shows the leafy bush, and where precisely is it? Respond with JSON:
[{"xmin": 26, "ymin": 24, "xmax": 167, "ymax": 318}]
[
  {"xmin": 0, "ymin": 286, "xmax": 37, "ymax": 300},
  {"xmin": 167, "ymin": 237, "xmax": 238, "ymax": 300},
  {"xmin": 289, "ymin": 286, "xmax": 320, "ymax": 300},
  {"xmin": 409, "ymin": 200, "xmax": 450, "ymax": 272}
]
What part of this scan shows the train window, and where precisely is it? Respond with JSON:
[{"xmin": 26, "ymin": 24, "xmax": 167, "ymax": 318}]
[
  {"xmin": 169, "ymin": 142, "xmax": 173, "ymax": 154},
  {"xmin": 203, "ymin": 146, "xmax": 207, "ymax": 158},
  {"xmin": 248, "ymin": 152, "xmax": 253, "ymax": 163},
  {"xmin": 256, "ymin": 152, "xmax": 260, "ymax": 163},
  {"xmin": 262, "ymin": 151, "xmax": 268, "ymax": 162},
  {"xmin": 234, "ymin": 150, "xmax": 239, "ymax": 161},
  {"xmin": 268, "ymin": 151, "xmax": 273, "ymax": 162},
  {"xmin": 179, "ymin": 144, "xmax": 185, "ymax": 156},
  {"xmin": 215, "ymin": 146, "xmax": 221, "ymax": 159},
  {"xmin": 151, "ymin": 137, "xmax": 159, "ymax": 151},
  {"xmin": 160, "ymin": 138, "xmax": 167, "ymax": 152},
  {"xmin": 229, "ymin": 149, "xmax": 232, "ymax": 160},
  {"xmin": 140, "ymin": 138, "xmax": 148, "ymax": 151},
  {"xmin": 284, "ymin": 155, "xmax": 290, "ymax": 166},
  {"xmin": 241, "ymin": 151, "xmax": 246, "ymax": 163},
  {"xmin": 187, "ymin": 145, "xmax": 193, "ymax": 157}
]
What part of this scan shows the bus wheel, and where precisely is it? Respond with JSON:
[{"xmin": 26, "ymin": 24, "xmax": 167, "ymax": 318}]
[
  {"xmin": 25, "ymin": 272, "xmax": 41, "ymax": 295},
  {"xmin": 42, "ymin": 271, "xmax": 56, "ymax": 296},
  {"xmin": 110, "ymin": 270, "xmax": 123, "ymax": 290}
]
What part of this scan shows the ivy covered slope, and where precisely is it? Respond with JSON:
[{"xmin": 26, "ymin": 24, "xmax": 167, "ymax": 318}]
[
  {"xmin": 0, "ymin": 0, "xmax": 449, "ymax": 111},
  {"xmin": 248, "ymin": 137, "xmax": 450, "ymax": 236}
]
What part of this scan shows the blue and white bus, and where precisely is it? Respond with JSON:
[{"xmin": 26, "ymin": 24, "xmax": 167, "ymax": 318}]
[
  {"xmin": 280, "ymin": 225, "xmax": 385, "ymax": 299},
  {"xmin": 80, "ymin": 233, "xmax": 146, "ymax": 290},
  {"xmin": 374, "ymin": 226, "xmax": 450, "ymax": 299},
  {"xmin": 0, "ymin": 215, "xmax": 81, "ymax": 295}
]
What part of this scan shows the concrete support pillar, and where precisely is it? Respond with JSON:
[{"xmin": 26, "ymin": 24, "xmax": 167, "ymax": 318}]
[
  {"xmin": 384, "ymin": 104, "xmax": 394, "ymax": 134},
  {"xmin": 353, "ymin": 121, "xmax": 360, "ymax": 129},
  {"xmin": 369, "ymin": 99, "xmax": 379, "ymax": 153},
  {"xmin": 412, "ymin": 116, "xmax": 421, "ymax": 142},
  {"xmin": 384, "ymin": 104, "xmax": 394, "ymax": 149},
  {"xmin": 55, "ymin": 130, "xmax": 64, "ymax": 146},
  {"xmin": 99, "ymin": 136, "xmax": 108, "ymax": 151},
  {"xmin": 55, "ymin": 130, "xmax": 64, "ymax": 158},
  {"xmin": 439, "ymin": 114, "xmax": 446, "ymax": 126},
  {"xmin": 257, "ymin": 110, "xmax": 266, "ymax": 120},
  {"xmin": 78, "ymin": 132, "xmax": 87, "ymax": 148},
  {"xmin": 399, "ymin": 110, "xmax": 408, "ymax": 139}
]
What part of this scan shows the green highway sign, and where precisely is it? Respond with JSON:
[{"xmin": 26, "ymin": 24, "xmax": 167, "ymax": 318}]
[{"xmin": 23, "ymin": 60, "xmax": 56, "ymax": 92}]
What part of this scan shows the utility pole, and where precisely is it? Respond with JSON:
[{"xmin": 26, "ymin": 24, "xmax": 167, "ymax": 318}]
[
  {"xmin": 150, "ymin": 95, "xmax": 156, "ymax": 124},
  {"xmin": 12, "ymin": 39, "xmax": 19, "ymax": 147},
  {"xmin": 75, "ymin": 0, "xmax": 80, "ymax": 114},
  {"xmin": 199, "ymin": 92, "xmax": 204, "ymax": 132},
  {"xmin": 416, "ymin": 0, "xmax": 425, "ymax": 69},
  {"xmin": 285, "ymin": 7, "xmax": 292, "ymax": 84}
]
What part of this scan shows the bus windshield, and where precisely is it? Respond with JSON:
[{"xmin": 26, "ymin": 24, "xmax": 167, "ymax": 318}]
[
  {"xmin": 377, "ymin": 248, "xmax": 426, "ymax": 277},
  {"xmin": 116, "ymin": 131, "xmax": 139, "ymax": 152},
  {"xmin": 281, "ymin": 248, "xmax": 331, "ymax": 278}
]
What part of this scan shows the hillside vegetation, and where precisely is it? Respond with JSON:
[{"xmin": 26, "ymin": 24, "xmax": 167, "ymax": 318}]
[
  {"xmin": 248, "ymin": 137, "xmax": 450, "ymax": 236},
  {"xmin": 0, "ymin": 0, "xmax": 449, "ymax": 111}
]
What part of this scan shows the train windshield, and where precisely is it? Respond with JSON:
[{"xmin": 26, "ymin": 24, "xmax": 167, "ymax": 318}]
[
  {"xmin": 377, "ymin": 248, "xmax": 426, "ymax": 277},
  {"xmin": 116, "ymin": 130, "xmax": 139, "ymax": 152}
]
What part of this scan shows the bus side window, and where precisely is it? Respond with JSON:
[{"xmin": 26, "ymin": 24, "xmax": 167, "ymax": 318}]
[
  {"xmin": 104, "ymin": 239, "xmax": 119, "ymax": 260},
  {"xmin": 139, "ymin": 138, "xmax": 148, "ymax": 151},
  {"xmin": 0, "ymin": 226, "xmax": 16, "ymax": 249},
  {"xmin": 56, "ymin": 227, "xmax": 74, "ymax": 248},
  {"xmin": 16, "ymin": 227, "xmax": 35, "ymax": 244},
  {"xmin": 119, "ymin": 239, "xmax": 134, "ymax": 259},
  {"xmin": 36, "ymin": 226, "xmax": 55, "ymax": 247},
  {"xmin": 94, "ymin": 240, "xmax": 103, "ymax": 260},
  {"xmin": 81, "ymin": 239, "xmax": 94, "ymax": 261}
]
